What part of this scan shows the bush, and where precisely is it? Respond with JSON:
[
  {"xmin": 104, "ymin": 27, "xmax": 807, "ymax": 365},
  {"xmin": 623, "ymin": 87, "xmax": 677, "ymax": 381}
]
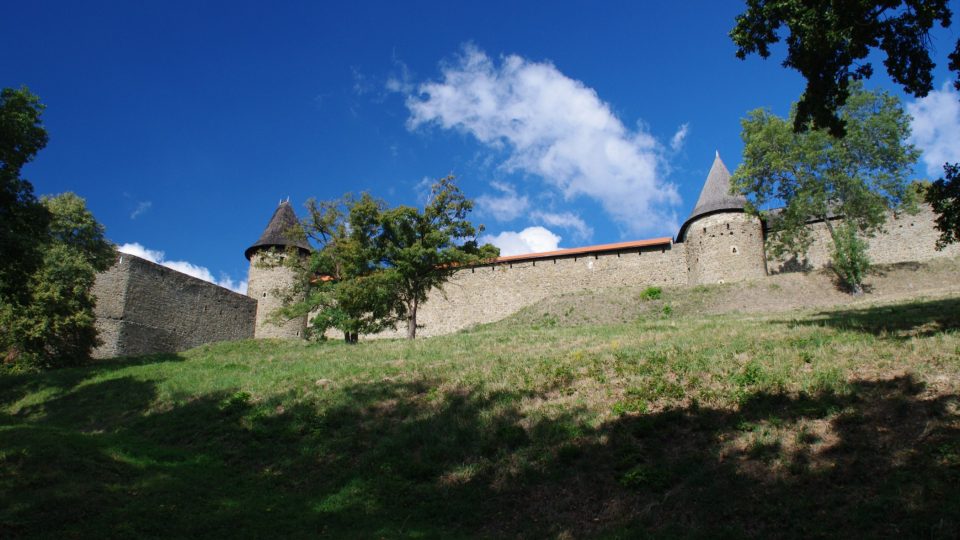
[
  {"xmin": 830, "ymin": 223, "xmax": 871, "ymax": 295},
  {"xmin": 639, "ymin": 286, "xmax": 662, "ymax": 301},
  {"xmin": 1, "ymin": 193, "xmax": 113, "ymax": 369}
]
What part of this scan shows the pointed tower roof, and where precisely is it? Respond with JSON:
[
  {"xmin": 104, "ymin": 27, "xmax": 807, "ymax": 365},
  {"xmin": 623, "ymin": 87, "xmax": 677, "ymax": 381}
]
[
  {"xmin": 677, "ymin": 153, "xmax": 747, "ymax": 241},
  {"xmin": 244, "ymin": 201, "xmax": 311, "ymax": 260}
]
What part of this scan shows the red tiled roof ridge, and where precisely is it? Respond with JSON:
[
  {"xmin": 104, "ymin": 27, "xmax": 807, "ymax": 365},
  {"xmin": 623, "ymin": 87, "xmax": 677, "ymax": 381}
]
[{"xmin": 490, "ymin": 237, "xmax": 672, "ymax": 264}]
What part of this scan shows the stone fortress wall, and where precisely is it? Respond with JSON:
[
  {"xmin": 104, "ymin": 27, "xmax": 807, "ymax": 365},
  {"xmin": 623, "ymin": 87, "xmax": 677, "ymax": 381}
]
[
  {"xmin": 766, "ymin": 204, "xmax": 960, "ymax": 273},
  {"xmin": 91, "ymin": 253, "xmax": 256, "ymax": 359},
  {"xmin": 369, "ymin": 202, "xmax": 956, "ymax": 340},
  {"xmin": 89, "ymin": 155, "xmax": 960, "ymax": 356},
  {"xmin": 373, "ymin": 239, "xmax": 687, "ymax": 339}
]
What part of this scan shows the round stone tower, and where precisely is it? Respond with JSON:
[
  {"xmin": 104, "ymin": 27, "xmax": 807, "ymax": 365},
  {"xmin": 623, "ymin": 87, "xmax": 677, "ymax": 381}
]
[
  {"xmin": 245, "ymin": 201, "xmax": 311, "ymax": 339},
  {"xmin": 678, "ymin": 153, "xmax": 766, "ymax": 285}
]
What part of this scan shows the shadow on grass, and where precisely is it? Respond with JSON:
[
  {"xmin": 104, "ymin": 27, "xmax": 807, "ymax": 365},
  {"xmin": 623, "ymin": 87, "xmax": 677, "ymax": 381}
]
[
  {"xmin": 782, "ymin": 297, "xmax": 960, "ymax": 339},
  {"xmin": 0, "ymin": 352, "xmax": 186, "ymax": 412},
  {"xmin": 1, "ymin": 373, "xmax": 958, "ymax": 538}
]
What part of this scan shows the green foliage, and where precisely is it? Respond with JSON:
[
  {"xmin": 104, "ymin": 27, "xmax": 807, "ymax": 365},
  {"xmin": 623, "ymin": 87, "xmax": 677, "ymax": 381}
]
[
  {"xmin": 286, "ymin": 176, "xmax": 499, "ymax": 341},
  {"xmin": 638, "ymin": 286, "xmax": 662, "ymax": 301},
  {"xmin": 1, "ymin": 193, "xmax": 114, "ymax": 369},
  {"xmin": 732, "ymin": 83, "xmax": 919, "ymax": 292},
  {"xmin": 2, "ymin": 293, "xmax": 959, "ymax": 537},
  {"xmin": 0, "ymin": 87, "xmax": 51, "ymax": 303},
  {"xmin": 282, "ymin": 193, "xmax": 400, "ymax": 342},
  {"xmin": 830, "ymin": 223, "xmax": 872, "ymax": 294},
  {"xmin": 0, "ymin": 88, "xmax": 113, "ymax": 369},
  {"xmin": 731, "ymin": 0, "xmax": 958, "ymax": 136},
  {"xmin": 926, "ymin": 162, "xmax": 960, "ymax": 248},
  {"xmin": 377, "ymin": 175, "xmax": 499, "ymax": 339}
]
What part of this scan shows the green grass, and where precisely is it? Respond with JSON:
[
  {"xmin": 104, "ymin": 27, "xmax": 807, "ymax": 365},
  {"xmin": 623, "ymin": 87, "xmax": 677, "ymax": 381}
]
[{"xmin": 2, "ymin": 296, "xmax": 960, "ymax": 538}]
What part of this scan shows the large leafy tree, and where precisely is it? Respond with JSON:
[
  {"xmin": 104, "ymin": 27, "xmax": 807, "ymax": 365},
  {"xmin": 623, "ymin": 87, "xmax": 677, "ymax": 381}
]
[
  {"xmin": 0, "ymin": 88, "xmax": 114, "ymax": 369},
  {"xmin": 286, "ymin": 176, "xmax": 498, "ymax": 342},
  {"xmin": 926, "ymin": 163, "xmax": 960, "ymax": 248},
  {"xmin": 281, "ymin": 193, "xmax": 401, "ymax": 343},
  {"xmin": 731, "ymin": 0, "xmax": 959, "ymax": 137},
  {"xmin": 732, "ymin": 83, "xmax": 919, "ymax": 293},
  {"xmin": 731, "ymin": 1, "xmax": 960, "ymax": 247},
  {"xmin": 0, "ymin": 87, "xmax": 51, "ymax": 302},
  {"xmin": 1, "ymin": 193, "xmax": 114, "ymax": 368},
  {"xmin": 730, "ymin": 0, "xmax": 960, "ymax": 136},
  {"xmin": 378, "ymin": 176, "xmax": 498, "ymax": 340}
]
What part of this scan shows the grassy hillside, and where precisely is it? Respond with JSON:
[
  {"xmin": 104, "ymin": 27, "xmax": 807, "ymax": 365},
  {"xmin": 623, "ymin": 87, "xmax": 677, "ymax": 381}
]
[{"xmin": 2, "ymin": 286, "xmax": 960, "ymax": 538}]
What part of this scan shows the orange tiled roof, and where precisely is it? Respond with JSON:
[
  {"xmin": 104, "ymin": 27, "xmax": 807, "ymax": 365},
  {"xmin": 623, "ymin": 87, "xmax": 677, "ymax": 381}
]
[{"xmin": 488, "ymin": 237, "xmax": 673, "ymax": 264}]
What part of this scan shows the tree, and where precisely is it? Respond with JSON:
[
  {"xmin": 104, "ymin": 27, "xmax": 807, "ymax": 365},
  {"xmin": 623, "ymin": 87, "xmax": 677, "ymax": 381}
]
[
  {"xmin": 281, "ymin": 193, "xmax": 401, "ymax": 343},
  {"xmin": 1, "ymin": 193, "xmax": 114, "ymax": 368},
  {"xmin": 731, "ymin": 0, "xmax": 959, "ymax": 137},
  {"xmin": 284, "ymin": 176, "xmax": 498, "ymax": 342},
  {"xmin": 379, "ymin": 176, "xmax": 498, "ymax": 339},
  {"xmin": 0, "ymin": 87, "xmax": 51, "ymax": 303},
  {"xmin": 0, "ymin": 87, "xmax": 114, "ymax": 369},
  {"xmin": 925, "ymin": 162, "xmax": 960, "ymax": 248},
  {"xmin": 731, "ymin": 83, "xmax": 920, "ymax": 293}
]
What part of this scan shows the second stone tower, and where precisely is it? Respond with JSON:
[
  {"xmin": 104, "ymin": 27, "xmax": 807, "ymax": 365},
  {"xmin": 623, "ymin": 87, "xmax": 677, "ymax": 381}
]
[{"xmin": 245, "ymin": 201, "xmax": 311, "ymax": 339}]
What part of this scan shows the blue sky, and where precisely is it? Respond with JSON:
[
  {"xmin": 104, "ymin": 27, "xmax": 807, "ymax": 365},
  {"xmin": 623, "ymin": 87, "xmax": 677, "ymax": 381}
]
[{"xmin": 4, "ymin": 1, "xmax": 959, "ymax": 293}]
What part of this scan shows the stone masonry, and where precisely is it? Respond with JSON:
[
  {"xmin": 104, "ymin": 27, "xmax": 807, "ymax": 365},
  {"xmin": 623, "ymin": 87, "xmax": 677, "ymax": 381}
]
[
  {"xmin": 90, "ymin": 153, "xmax": 960, "ymax": 356},
  {"xmin": 91, "ymin": 253, "xmax": 256, "ymax": 358},
  {"xmin": 767, "ymin": 204, "xmax": 960, "ymax": 273},
  {"xmin": 247, "ymin": 250, "xmax": 307, "ymax": 339}
]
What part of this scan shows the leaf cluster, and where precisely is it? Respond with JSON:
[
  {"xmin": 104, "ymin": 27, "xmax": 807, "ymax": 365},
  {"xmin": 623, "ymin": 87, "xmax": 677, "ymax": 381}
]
[
  {"xmin": 830, "ymin": 222, "xmax": 872, "ymax": 293},
  {"xmin": 1, "ymin": 193, "xmax": 114, "ymax": 369},
  {"xmin": 0, "ymin": 87, "xmax": 51, "ymax": 301},
  {"xmin": 925, "ymin": 162, "xmax": 960, "ymax": 249},
  {"xmin": 732, "ymin": 0, "xmax": 958, "ymax": 136},
  {"xmin": 0, "ymin": 88, "xmax": 114, "ymax": 369},
  {"xmin": 732, "ymin": 83, "xmax": 919, "ymax": 288},
  {"xmin": 283, "ymin": 176, "xmax": 499, "ymax": 341}
]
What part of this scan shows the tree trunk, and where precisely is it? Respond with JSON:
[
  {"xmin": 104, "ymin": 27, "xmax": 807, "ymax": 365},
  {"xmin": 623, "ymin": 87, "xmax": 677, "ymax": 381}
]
[
  {"xmin": 406, "ymin": 300, "xmax": 418, "ymax": 340},
  {"xmin": 343, "ymin": 331, "xmax": 358, "ymax": 344}
]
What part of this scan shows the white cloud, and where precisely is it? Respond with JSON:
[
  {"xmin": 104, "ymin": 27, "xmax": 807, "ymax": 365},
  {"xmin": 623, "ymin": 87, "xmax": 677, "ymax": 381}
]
[
  {"xmin": 480, "ymin": 226, "xmax": 561, "ymax": 256},
  {"xmin": 406, "ymin": 45, "xmax": 681, "ymax": 235},
  {"xmin": 908, "ymin": 83, "xmax": 960, "ymax": 177},
  {"xmin": 475, "ymin": 181, "xmax": 529, "ymax": 221},
  {"xmin": 530, "ymin": 210, "xmax": 593, "ymax": 242},
  {"xmin": 385, "ymin": 56, "xmax": 414, "ymax": 94},
  {"xmin": 351, "ymin": 66, "xmax": 373, "ymax": 96},
  {"xmin": 130, "ymin": 201, "xmax": 152, "ymax": 219},
  {"xmin": 117, "ymin": 242, "xmax": 248, "ymax": 295},
  {"xmin": 670, "ymin": 123, "xmax": 689, "ymax": 151}
]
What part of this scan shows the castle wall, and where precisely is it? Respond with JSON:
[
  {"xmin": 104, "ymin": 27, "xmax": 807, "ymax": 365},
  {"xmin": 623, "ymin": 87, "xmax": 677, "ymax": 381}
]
[
  {"xmin": 684, "ymin": 213, "xmax": 767, "ymax": 285},
  {"xmin": 91, "ymin": 254, "xmax": 256, "ymax": 358},
  {"xmin": 365, "ymin": 243, "xmax": 688, "ymax": 339},
  {"xmin": 767, "ymin": 204, "xmax": 960, "ymax": 273},
  {"xmin": 247, "ymin": 250, "xmax": 307, "ymax": 339}
]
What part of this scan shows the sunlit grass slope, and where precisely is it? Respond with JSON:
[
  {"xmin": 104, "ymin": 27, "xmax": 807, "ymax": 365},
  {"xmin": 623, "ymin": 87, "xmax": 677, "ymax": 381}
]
[{"xmin": 2, "ymin": 291, "xmax": 960, "ymax": 538}]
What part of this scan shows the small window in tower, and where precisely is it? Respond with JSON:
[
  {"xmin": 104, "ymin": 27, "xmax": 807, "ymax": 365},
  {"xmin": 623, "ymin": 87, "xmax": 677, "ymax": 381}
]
[
  {"xmin": 731, "ymin": 246, "xmax": 739, "ymax": 254},
  {"xmin": 263, "ymin": 292, "xmax": 267, "ymax": 298},
  {"xmin": 726, "ymin": 223, "xmax": 730, "ymax": 230},
  {"xmin": 702, "ymin": 227, "xmax": 707, "ymax": 233}
]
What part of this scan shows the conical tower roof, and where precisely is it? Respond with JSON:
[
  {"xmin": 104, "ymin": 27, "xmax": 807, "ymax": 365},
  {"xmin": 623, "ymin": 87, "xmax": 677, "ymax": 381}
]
[
  {"xmin": 677, "ymin": 153, "xmax": 747, "ymax": 241},
  {"xmin": 244, "ymin": 201, "xmax": 311, "ymax": 260}
]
